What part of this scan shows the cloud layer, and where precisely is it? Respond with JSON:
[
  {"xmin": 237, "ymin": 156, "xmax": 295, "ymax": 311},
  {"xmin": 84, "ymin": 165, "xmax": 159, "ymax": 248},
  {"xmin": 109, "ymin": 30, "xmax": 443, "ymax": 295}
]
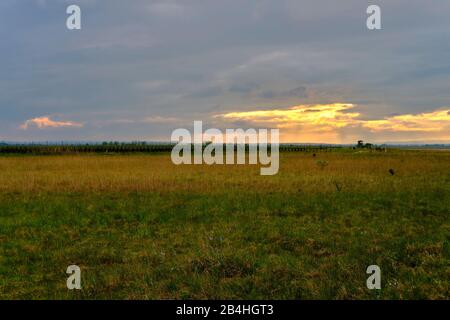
[{"xmin": 1, "ymin": 1, "xmax": 450, "ymax": 142}]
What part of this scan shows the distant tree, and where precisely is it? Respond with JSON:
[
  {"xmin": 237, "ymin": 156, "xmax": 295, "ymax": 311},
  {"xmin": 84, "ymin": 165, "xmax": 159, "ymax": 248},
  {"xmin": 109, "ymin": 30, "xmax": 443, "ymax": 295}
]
[{"xmin": 357, "ymin": 140, "xmax": 364, "ymax": 148}]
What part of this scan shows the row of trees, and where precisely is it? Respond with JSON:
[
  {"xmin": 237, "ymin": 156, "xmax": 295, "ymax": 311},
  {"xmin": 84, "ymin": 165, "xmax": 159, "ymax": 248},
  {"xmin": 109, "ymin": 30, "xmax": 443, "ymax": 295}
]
[
  {"xmin": 0, "ymin": 143, "xmax": 174, "ymax": 155},
  {"xmin": 0, "ymin": 142, "xmax": 342, "ymax": 155}
]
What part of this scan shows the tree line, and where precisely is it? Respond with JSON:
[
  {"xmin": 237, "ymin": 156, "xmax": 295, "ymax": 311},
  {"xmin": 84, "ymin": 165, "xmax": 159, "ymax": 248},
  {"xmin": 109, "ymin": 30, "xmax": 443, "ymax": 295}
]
[{"xmin": 0, "ymin": 142, "xmax": 342, "ymax": 155}]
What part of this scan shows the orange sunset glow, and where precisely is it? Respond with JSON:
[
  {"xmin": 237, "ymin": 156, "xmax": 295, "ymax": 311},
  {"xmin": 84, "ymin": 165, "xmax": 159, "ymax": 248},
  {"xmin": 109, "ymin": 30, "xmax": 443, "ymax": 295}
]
[{"xmin": 218, "ymin": 104, "xmax": 450, "ymax": 143}]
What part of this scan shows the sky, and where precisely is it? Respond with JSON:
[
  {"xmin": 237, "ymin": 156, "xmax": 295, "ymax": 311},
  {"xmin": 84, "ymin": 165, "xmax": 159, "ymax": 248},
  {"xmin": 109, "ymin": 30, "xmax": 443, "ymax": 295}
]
[{"xmin": 1, "ymin": 0, "xmax": 449, "ymax": 143}]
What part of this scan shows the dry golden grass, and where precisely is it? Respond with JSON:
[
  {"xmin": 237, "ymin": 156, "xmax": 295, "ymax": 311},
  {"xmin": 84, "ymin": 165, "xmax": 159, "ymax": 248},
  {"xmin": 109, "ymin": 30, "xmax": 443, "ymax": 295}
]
[{"xmin": 0, "ymin": 150, "xmax": 447, "ymax": 194}]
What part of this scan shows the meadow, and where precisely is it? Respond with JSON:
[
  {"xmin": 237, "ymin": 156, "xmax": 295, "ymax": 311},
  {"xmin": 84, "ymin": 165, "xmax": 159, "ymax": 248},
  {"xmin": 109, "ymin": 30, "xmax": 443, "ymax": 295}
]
[{"xmin": 0, "ymin": 149, "xmax": 449, "ymax": 299}]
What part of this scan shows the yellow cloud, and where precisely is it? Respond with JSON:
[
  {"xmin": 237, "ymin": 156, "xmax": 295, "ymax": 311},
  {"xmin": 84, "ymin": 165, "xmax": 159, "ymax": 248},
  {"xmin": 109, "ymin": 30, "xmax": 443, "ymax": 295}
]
[
  {"xmin": 20, "ymin": 116, "xmax": 83, "ymax": 130},
  {"xmin": 221, "ymin": 103, "xmax": 360, "ymax": 128},
  {"xmin": 217, "ymin": 104, "xmax": 450, "ymax": 143},
  {"xmin": 362, "ymin": 109, "xmax": 450, "ymax": 132}
]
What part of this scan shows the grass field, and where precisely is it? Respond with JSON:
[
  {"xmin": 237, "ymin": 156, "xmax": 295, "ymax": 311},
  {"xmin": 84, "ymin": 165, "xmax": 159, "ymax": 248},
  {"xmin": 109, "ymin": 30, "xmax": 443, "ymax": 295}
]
[{"xmin": 0, "ymin": 150, "xmax": 449, "ymax": 299}]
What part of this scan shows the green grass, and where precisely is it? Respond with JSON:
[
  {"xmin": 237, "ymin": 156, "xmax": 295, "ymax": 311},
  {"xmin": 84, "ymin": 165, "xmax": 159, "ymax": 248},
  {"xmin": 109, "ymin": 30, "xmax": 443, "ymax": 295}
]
[{"xmin": 0, "ymin": 150, "xmax": 449, "ymax": 299}]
